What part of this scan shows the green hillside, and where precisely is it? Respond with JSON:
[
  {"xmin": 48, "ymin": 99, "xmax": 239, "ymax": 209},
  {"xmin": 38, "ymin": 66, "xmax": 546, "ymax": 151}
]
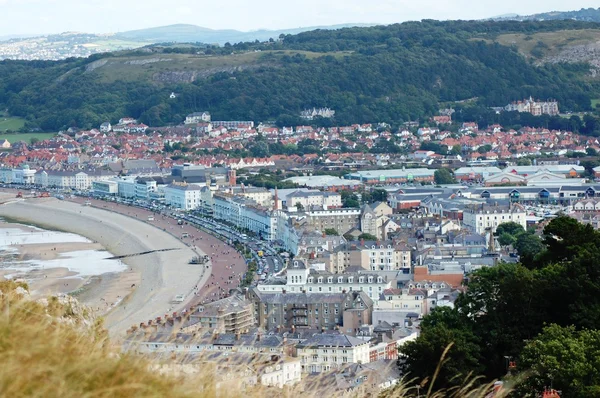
[{"xmin": 1, "ymin": 19, "xmax": 599, "ymax": 131}]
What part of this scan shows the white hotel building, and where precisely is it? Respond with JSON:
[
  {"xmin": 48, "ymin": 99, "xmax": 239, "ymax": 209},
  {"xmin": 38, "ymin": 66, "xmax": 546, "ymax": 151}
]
[
  {"xmin": 462, "ymin": 203, "xmax": 527, "ymax": 234},
  {"xmin": 212, "ymin": 192, "xmax": 277, "ymax": 240},
  {"xmin": 256, "ymin": 259, "xmax": 393, "ymax": 300},
  {"xmin": 296, "ymin": 333, "xmax": 370, "ymax": 373},
  {"xmin": 164, "ymin": 183, "xmax": 203, "ymax": 211}
]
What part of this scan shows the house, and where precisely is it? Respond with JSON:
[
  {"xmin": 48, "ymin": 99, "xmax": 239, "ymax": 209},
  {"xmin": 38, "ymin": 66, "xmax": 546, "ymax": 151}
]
[
  {"xmin": 100, "ymin": 122, "xmax": 112, "ymax": 133},
  {"xmin": 0, "ymin": 139, "xmax": 11, "ymax": 149},
  {"xmin": 185, "ymin": 112, "xmax": 211, "ymax": 124},
  {"xmin": 296, "ymin": 333, "xmax": 370, "ymax": 373},
  {"xmin": 118, "ymin": 117, "xmax": 136, "ymax": 125}
]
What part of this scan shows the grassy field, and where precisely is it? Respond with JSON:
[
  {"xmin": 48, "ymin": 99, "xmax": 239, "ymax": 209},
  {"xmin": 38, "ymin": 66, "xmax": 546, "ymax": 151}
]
[
  {"xmin": 92, "ymin": 50, "xmax": 352, "ymax": 83},
  {"xmin": 473, "ymin": 29, "xmax": 600, "ymax": 58},
  {"xmin": 0, "ymin": 132, "xmax": 55, "ymax": 144},
  {"xmin": 0, "ymin": 116, "xmax": 26, "ymax": 131},
  {"xmin": 592, "ymin": 98, "xmax": 600, "ymax": 109}
]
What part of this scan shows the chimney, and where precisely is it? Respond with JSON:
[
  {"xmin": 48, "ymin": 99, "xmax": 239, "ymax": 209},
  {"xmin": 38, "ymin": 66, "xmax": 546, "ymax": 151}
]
[
  {"xmin": 360, "ymin": 238, "xmax": 365, "ymax": 247},
  {"xmin": 257, "ymin": 331, "xmax": 262, "ymax": 341},
  {"xmin": 235, "ymin": 332, "xmax": 241, "ymax": 340}
]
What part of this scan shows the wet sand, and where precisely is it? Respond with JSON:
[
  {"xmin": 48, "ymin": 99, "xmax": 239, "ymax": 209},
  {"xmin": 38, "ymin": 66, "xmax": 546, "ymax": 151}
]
[{"xmin": 0, "ymin": 196, "xmax": 207, "ymax": 339}]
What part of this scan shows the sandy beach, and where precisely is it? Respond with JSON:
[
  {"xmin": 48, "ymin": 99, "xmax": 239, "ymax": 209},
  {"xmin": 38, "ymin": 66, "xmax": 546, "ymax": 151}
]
[{"xmin": 0, "ymin": 196, "xmax": 209, "ymax": 338}]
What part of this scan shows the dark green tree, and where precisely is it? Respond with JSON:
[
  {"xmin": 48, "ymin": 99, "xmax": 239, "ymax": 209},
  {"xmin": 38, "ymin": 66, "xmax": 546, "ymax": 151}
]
[
  {"xmin": 517, "ymin": 325, "xmax": 600, "ymax": 397},
  {"xmin": 434, "ymin": 168, "xmax": 457, "ymax": 185}
]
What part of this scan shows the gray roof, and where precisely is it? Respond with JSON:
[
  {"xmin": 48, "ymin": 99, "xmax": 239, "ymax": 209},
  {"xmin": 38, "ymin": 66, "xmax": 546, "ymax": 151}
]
[
  {"xmin": 166, "ymin": 183, "xmax": 203, "ymax": 191},
  {"xmin": 297, "ymin": 333, "xmax": 367, "ymax": 348}
]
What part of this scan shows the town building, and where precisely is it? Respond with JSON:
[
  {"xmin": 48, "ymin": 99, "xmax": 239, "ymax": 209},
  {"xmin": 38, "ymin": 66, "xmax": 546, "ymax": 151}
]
[
  {"xmin": 247, "ymin": 287, "xmax": 373, "ymax": 333},
  {"xmin": 213, "ymin": 192, "xmax": 277, "ymax": 240},
  {"xmin": 462, "ymin": 203, "xmax": 527, "ymax": 234},
  {"xmin": 185, "ymin": 112, "xmax": 211, "ymax": 124},
  {"xmin": 505, "ymin": 96, "xmax": 559, "ymax": 116},
  {"xmin": 285, "ymin": 190, "xmax": 342, "ymax": 211},
  {"xmin": 181, "ymin": 294, "xmax": 254, "ymax": 334},
  {"xmin": 257, "ymin": 259, "xmax": 393, "ymax": 300},
  {"xmin": 346, "ymin": 168, "xmax": 435, "ymax": 184},
  {"xmin": 300, "ymin": 108, "xmax": 336, "ymax": 120},
  {"xmin": 298, "ymin": 208, "xmax": 361, "ymax": 235},
  {"xmin": 328, "ymin": 240, "xmax": 412, "ymax": 274},
  {"xmin": 164, "ymin": 182, "xmax": 203, "ymax": 210},
  {"xmin": 296, "ymin": 333, "xmax": 370, "ymax": 373}
]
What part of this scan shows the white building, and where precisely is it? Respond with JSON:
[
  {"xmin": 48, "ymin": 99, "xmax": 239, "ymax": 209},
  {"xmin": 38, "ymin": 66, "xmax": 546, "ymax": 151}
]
[
  {"xmin": 0, "ymin": 168, "xmax": 13, "ymax": 184},
  {"xmin": 35, "ymin": 170, "xmax": 115, "ymax": 190},
  {"xmin": 296, "ymin": 333, "xmax": 370, "ymax": 373},
  {"xmin": 462, "ymin": 203, "xmax": 527, "ymax": 234},
  {"xmin": 230, "ymin": 186, "xmax": 273, "ymax": 207},
  {"xmin": 13, "ymin": 165, "xmax": 36, "ymax": 185},
  {"xmin": 100, "ymin": 122, "xmax": 112, "ymax": 133},
  {"xmin": 257, "ymin": 259, "xmax": 393, "ymax": 300},
  {"xmin": 259, "ymin": 359, "xmax": 302, "ymax": 388},
  {"xmin": 285, "ymin": 190, "xmax": 342, "ymax": 211},
  {"xmin": 92, "ymin": 179, "xmax": 119, "ymax": 195},
  {"xmin": 164, "ymin": 183, "xmax": 203, "ymax": 211},
  {"xmin": 213, "ymin": 192, "xmax": 277, "ymax": 240},
  {"xmin": 117, "ymin": 177, "xmax": 137, "ymax": 198},
  {"xmin": 185, "ymin": 112, "xmax": 211, "ymax": 124}
]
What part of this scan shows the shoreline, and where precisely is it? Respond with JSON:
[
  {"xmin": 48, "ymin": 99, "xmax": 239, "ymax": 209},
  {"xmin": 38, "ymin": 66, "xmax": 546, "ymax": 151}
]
[{"xmin": 0, "ymin": 197, "xmax": 209, "ymax": 338}]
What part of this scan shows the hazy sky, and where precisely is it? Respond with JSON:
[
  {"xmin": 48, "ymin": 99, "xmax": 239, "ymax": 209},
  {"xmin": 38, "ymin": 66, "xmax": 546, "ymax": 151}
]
[{"xmin": 0, "ymin": 0, "xmax": 598, "ymax": 36}]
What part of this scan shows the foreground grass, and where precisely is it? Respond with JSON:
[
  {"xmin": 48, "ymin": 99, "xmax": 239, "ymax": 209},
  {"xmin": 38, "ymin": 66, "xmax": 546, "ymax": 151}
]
[{"xmin": 0, "ymin": 280, "xmax": 510, "ymax": 397}]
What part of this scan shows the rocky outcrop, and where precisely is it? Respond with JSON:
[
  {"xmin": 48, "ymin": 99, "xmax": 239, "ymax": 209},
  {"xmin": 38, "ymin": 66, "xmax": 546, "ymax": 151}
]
[
  {"xmin": 152, "ymin": 64, "xmax": 267, "ymax": 83},
  {"xmin": 538, "ymin": 41, "xmax": 600, "ymax": 77},
  {"xmin": 123, "ymin": 58, "xmax": 173, "ymax": 65}
]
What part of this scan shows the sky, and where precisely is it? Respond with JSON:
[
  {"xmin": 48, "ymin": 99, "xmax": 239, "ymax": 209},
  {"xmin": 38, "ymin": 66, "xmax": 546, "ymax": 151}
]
[{"xmin": 0, "ymin": 0, "xmax": 599, "ymax": 36}]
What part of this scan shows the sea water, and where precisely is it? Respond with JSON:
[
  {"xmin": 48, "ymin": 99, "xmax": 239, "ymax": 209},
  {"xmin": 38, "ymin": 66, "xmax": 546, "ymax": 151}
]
[{"xmin": 0, "ymin": 226, "xmax": 127, "ymax": 278}]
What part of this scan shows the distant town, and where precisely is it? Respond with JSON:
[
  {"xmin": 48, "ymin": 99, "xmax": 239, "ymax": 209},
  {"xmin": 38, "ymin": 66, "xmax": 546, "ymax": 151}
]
[{"xmin": 1, "ymin": 96, "xmax": 600, "ymax": 394}]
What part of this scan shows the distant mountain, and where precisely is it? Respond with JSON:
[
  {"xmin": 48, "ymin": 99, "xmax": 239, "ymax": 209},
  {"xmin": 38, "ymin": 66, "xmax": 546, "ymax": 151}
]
[
  {"xmin": 493, "ymin": 7, "xmax": 600, "ymax": 22},
  {"xmin": 0, "ymin": 23, "xmax": 376, "ymax": 60},
  {"xmin": 115, "ymin": 23, "xmax": 376, "ymax": 45}
]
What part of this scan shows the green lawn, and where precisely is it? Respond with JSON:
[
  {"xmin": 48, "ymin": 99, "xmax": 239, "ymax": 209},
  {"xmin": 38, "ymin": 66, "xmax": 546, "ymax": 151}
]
[
  {"xmin": 0, "ymin": 132, "xmax": 55, "ymax": 144},
  {"xmin": 592, "ymin": 98, "xmax": 600, "ymax": 109},
  {"xmin": 0, "ymin": 116, "xmax": 25, "ymax": 131}
]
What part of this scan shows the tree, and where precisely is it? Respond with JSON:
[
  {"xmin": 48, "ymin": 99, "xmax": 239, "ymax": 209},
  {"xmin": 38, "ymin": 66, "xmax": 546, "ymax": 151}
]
[
  {"xmin": 340, "ymin": 190, "xmax": 360, "ymax": 208},
  {"xmin": 371, "ymin": 189, "xmax": 388, "ymax": 202},
  {"xmin": 357, "ymin": 233, "xmax": 377, "ymax": 241},
  {"xmin": 324, "ymin": 228, "xmax": 339, "ymax": 236},
  {"xmin": 451, "ymin": 144, "xmax": 462, "ymax": 155},
  {"xmin": 498, "ymin": 232, "xmax": 517, "ymax": 248},
  {"xmin": 400, "ymin": 308, "xmax": 484, "ymax": 391},
  {"xmin": 516, "ymin": 158, "xmax": 532, "ymax": 166},
  {"xmin": 517, "ymin": 325, "xmax": 600, "ymax": 397},
  {"xmin": 295, "ymin": 202, "xmax": 304, "ymax": 211},
  {"xmin": 30, "ymin": 137, "xmax": 39, "ymax": 145},
  {"xmin": 514, "ymin": 232, "xmax": 544, "ymax": 266},
  {"xmin": 434, "ymin": 168, "xmax": 457, "ymax": 185},
  {"xmin": 495, "ymin": 221, "xmax": 525, "ymax": 237}
]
